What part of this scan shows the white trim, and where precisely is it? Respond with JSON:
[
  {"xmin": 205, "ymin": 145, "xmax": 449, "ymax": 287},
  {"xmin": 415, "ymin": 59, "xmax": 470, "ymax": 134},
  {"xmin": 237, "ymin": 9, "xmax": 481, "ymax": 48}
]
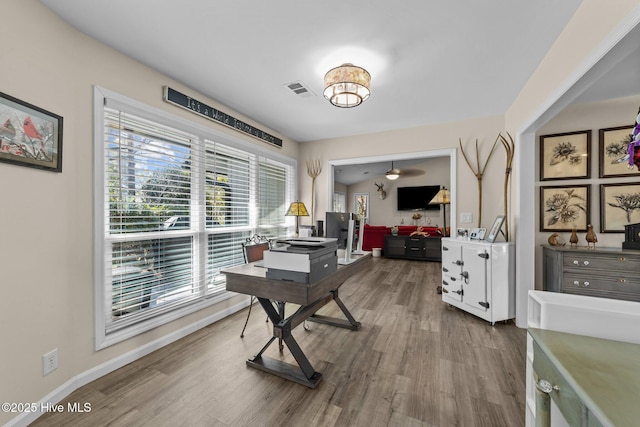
[
  {"xmin": 327, "ymin": 149, "xmax": 457, "ymax": 234},
  {"xmin": 98, "ymin": 292, "xmax": 237, "ymax": 349},
  {"xmin": 5, "ymin": 298, "xmax": 249, "ymax": 427}
]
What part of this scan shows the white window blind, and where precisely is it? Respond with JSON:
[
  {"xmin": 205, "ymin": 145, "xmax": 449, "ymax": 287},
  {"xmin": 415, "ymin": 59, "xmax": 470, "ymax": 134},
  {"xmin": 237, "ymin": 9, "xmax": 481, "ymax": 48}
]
[
  {"xmin": 103, "ymin": 108, "xmax": 202, "ymax": 333},
  {"xmin": 258, "ymin": 157, "xmax": 294, "ymax": 236},
  {"xmin": 96, "ymin": 88, "xmax": 296, "ymax": 347}
]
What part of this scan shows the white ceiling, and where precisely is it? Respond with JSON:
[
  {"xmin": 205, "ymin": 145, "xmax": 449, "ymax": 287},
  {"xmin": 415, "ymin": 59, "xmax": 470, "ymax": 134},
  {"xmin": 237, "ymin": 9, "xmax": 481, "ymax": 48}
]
[
  {"xmin": 40, "ymin": 0, "xmax": 584, "ymax": 144},
  {"xmin": 334, "ymin": 158, "xmax": 429, "ymax": 186}
]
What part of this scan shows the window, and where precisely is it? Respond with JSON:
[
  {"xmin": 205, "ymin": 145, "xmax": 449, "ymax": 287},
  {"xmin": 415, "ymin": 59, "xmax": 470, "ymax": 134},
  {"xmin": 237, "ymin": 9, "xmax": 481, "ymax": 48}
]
[
  {"xmin": 353, "ymin": 192, "xmax": 369, "ymax": 220},
  {"xmin": 333, "ymin": 191, "xmax": 346, "ymax": 212},
  {"xmin": 95, "ymin": 87, "xmax": 295, "ymax": 348}
]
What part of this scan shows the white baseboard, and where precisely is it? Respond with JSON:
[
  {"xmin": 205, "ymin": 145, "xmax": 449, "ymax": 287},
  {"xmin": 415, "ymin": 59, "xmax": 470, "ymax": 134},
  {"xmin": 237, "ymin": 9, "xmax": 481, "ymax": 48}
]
[{"xmin": 5, "ymin": 299, "xmax": 249, "ymax": 427}]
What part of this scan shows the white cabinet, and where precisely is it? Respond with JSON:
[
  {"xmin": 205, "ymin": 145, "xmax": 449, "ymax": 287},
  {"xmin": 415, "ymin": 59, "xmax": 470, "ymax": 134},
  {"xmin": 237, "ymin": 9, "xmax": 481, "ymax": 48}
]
[{"xmin": 440, "ymin": 238, "xmax": 515, "ymax": 324}]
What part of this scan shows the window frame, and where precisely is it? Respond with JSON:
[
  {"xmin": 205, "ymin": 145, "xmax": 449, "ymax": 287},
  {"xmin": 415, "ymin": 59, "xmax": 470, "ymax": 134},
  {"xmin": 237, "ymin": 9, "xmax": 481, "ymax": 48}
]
[{"xmin": 93, "ymin": 86, "xmax": 296, "ymax": 349}]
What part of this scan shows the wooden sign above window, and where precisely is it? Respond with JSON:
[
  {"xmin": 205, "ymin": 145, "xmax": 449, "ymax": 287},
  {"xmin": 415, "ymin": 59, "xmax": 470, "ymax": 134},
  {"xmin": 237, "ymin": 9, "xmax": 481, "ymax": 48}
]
[{"xmin": 163, "ymin": 86, "xmax": 283, "ymax": 148}]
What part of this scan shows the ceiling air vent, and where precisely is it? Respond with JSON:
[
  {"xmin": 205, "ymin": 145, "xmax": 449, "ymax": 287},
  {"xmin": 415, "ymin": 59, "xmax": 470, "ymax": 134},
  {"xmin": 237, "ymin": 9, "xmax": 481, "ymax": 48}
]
[{"xmin": 284, "ymin": 81, "xmax": 316, "ymax": 98}]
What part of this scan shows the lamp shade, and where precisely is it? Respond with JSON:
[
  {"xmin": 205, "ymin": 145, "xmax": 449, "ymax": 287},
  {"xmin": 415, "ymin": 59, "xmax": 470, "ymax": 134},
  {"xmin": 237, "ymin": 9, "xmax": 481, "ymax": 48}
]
[
  {"xmin": 285, "ymin": 201, "xmax": 309, "ymax": 217},
  {"xmin": 323, "ymin": 63, "xmax": 371, "ymax": 108},
  {"xmin": 428, "ymin": 187, "xmax": 450, "ymax": 205}
]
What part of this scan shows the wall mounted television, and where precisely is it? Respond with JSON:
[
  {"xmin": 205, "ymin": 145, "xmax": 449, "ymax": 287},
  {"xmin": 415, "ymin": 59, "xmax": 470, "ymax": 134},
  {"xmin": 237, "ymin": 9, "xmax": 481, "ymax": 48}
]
[{"xmin": 397, "ymin": 185, "xmax": 441, "ymax": 211}]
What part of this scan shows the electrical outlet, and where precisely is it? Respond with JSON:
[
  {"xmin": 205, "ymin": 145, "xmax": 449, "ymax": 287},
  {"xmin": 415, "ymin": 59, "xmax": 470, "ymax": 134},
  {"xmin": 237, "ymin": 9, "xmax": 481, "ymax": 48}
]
[
  {"xmin": 43, "ymin": 349, "xmax": 58, "ymax": 376},
  {"xmin": 460, "ymin": 212, "xmax": 473, "ymax": 223}
]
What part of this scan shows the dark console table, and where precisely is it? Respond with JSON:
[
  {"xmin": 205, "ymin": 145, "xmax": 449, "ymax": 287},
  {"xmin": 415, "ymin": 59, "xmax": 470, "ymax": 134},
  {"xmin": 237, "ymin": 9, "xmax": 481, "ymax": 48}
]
[{"xmin": 384, "ymin": 235, "xmax": 441, "ymax": 261}]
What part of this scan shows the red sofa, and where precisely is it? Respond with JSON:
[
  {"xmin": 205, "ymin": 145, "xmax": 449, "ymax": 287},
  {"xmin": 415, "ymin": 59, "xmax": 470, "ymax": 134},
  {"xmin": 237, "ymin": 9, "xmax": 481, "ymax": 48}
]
[{"xmin": 360, "ymin": 224, "xmax": 444, "ymax": 251}]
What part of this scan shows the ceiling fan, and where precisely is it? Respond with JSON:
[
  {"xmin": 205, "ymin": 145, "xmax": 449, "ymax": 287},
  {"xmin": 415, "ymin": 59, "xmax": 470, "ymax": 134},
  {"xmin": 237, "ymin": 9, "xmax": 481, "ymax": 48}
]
[
  {"xmin": 385, "ymin": 161, "xmax": 424, "ymax": 180},
  {"xmin": 385, "ymin": 161, "xmax": 401, "ymax": 180}
]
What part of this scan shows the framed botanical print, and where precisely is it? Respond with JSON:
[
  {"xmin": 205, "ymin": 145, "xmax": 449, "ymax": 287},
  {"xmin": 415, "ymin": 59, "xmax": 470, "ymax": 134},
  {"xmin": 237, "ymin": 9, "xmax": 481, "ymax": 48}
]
[
  {"xmin": 540, "ymin": 185, "xmax": 590, "ymax": 232},
  {"xmin": 600, "ymin": 182, "xmax": 640, "ymax": 233},
  {"xmin": 599, "ymin": 125, "xmax": 640, "ymax": 178},
  {"xmin": 540, "ymin": 130, "xmax": 590, "ymax": 181}
]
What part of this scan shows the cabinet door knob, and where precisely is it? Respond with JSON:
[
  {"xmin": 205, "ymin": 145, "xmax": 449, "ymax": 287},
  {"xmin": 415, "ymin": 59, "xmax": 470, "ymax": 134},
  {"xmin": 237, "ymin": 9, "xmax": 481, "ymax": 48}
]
[
  {"xmin": 536, "ymin": 379, "xmax": 559, "ymax": 394},
  {"xmin": 573, "ymin": 260, "xmax": 579, "ymax": 265},
  {"xmin": 583, "ymin": 281, "xmax": 590, "ymax": 287},
  {"xmin": 573, "ymin": 280, "xmax": 580, "ymax": 286},
  {"xmin": 619, "ymin": 278, "xmax": 627, "ymax": 284},
  {"xmin": 583, "ymin": 260, "xmax": 590, "ymax": 266},
  {"xmin": 619, "ymin": 257, "xmax": 626, "ymax": 262}
]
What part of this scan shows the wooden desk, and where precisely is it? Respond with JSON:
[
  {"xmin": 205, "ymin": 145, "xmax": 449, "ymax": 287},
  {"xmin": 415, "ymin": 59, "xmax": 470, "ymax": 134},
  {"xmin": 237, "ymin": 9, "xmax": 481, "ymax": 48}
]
[{"xmin": 223, "ymin": 253, "xmax": 371, "ymax": 388}]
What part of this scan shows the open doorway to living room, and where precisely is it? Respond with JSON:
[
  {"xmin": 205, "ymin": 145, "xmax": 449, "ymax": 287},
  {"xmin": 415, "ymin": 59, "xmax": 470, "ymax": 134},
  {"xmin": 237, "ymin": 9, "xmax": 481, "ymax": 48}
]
[{"xmin": 327, "ymin": 148, "xmax": 457, "ymax": 234}]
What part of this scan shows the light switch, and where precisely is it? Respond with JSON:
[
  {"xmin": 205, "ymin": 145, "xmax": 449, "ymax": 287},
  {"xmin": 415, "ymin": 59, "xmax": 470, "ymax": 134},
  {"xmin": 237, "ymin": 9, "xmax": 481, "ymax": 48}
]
[{"xmin": 460, "ymin": 212, "xmax": 473, "ymax": 223}]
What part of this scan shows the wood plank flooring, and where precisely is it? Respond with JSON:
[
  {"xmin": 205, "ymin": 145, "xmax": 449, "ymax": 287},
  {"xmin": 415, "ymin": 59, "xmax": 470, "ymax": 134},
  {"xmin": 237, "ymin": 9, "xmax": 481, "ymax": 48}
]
[{"xmin": 31, "ymin": 257, "xmax": 526, "ymax": 427}]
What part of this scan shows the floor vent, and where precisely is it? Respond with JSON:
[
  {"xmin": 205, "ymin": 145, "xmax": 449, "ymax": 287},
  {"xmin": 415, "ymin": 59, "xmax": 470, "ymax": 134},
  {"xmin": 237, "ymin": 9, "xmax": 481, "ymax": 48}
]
[{"xmin": 284, "ymin": 81, "xmax": 316, "ymax": 98}]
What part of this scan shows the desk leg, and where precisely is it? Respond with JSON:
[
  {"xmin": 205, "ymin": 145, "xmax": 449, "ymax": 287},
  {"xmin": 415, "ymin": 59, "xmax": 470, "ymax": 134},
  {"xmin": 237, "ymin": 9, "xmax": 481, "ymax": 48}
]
[
  {"xmin": 308, "ymin": 289, "xmax": 361, "ymax": 330},
  {"xmin": 247, "ymin": 297, "xmax": 322, "ymax": 388},
  {"xmin": 277, "ymin": 301, "xmax": 285, "ymax": 352}
]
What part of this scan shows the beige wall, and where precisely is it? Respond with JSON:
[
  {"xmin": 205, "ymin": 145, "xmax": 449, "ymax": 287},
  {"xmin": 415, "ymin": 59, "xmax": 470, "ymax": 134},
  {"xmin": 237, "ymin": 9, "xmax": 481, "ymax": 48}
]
[
  {"xmin": 505, "ymin": 0, "xmax": 640, "ymax": 130},
  {"xmin": 0, "ymin": 2, "xmax": 297, "ymax": 424},
  {"xmin": 298, "ymin": 115, "xmax": 508, "ymax": 232}
]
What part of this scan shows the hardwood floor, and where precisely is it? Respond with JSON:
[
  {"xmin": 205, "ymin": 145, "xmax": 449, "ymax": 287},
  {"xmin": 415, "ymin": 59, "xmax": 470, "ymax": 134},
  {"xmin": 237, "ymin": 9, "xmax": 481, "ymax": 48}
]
[{"xmin": 32, "ymin": 257, "xmax": 526, "ymax": 427}]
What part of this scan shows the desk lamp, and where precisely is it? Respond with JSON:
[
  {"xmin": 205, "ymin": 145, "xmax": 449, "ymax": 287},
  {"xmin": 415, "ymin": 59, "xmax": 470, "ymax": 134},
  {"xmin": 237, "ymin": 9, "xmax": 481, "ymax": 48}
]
[
  {"xmin": 285, "ymin": 201, "xmax": 309, "ymax": 237},
  {"xmin": 428, "ymin": 187, "xmax": 450, "ymax": 237}
]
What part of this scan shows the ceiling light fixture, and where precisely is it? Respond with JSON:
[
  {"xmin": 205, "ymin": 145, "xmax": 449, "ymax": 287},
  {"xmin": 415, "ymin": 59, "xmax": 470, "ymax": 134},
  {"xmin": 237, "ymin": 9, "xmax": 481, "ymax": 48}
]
[
  {"xmin": 385, "ymin": 161, "xmax": 400, "ymax": 180},
  {"xmin": 323, "ymin": 63, "xmax": 371, "ymax": 108}
]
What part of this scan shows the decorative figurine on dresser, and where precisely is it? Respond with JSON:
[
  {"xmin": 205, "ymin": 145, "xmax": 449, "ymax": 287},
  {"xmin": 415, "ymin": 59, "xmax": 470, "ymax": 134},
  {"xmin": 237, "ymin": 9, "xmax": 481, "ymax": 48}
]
[
  {"xmin": 547, "ymin": 233, "xmax": 565, "ymax": 246},
  {"xmin": 585, "ymin": 224, "xmax": 597, "ymax": 249},
  {"xmin": 569, "ymin": 227, "xmax": 579, "ymax": 247}
]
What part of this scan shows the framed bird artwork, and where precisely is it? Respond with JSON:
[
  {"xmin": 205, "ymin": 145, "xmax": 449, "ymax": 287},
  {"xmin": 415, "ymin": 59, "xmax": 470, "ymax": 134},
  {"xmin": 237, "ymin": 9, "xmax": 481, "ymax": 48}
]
[{"xmin": 0, "ymin": 91, "xmax": 63, "ymax": 172}]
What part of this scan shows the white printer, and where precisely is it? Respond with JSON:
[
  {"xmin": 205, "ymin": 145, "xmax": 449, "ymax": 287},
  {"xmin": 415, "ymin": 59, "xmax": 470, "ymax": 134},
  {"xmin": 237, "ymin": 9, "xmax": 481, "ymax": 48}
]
[{"xmin": 264, "ymin": 238, "xmax": 338, "ymax": 284}]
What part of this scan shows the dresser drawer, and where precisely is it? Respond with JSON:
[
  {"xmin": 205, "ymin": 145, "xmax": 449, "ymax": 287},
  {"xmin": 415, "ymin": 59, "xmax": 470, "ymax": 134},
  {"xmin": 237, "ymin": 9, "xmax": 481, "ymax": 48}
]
[
  {"xmin": 533, "ymin": 342, "xmax": 585, "ymax": 427},
  {"xmin": 405, "ymin": 237, "xmax": 426, "ymax": 249},
  {"xmin": 563, "ymin": 272, "xmax": 640, "ymax": 290},
  {"xmin": 562, "ymin": 252, "xmax": 640, "ymax": 272},
  {"xmin": 563, "ymin": 273, "xmax": 640, "ymax": 302}
]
